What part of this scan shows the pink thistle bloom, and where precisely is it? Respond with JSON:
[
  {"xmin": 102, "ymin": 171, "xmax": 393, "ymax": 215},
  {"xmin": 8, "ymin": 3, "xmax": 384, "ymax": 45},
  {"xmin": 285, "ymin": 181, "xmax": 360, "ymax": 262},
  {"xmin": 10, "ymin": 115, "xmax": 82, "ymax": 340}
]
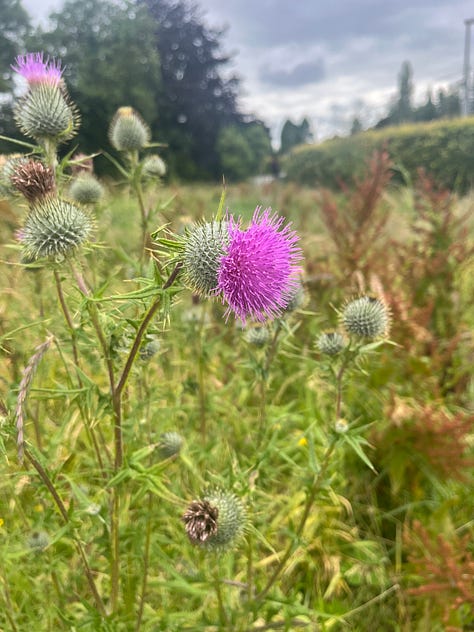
[
  {"xmin": 12, "ymin": 52, "xmax": 63, "ymax": 87},
  {"xmin": 217, "ymin": 207, "xmax": 302, "ymax": 323}
]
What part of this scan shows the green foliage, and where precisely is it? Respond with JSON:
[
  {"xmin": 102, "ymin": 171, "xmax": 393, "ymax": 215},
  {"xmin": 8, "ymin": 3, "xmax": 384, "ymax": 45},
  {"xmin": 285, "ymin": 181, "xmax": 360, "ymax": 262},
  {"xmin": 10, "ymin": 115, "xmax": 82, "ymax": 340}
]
[
  {"xmin": 285, "ymin": 116, "xmax": 474, "ymax": 192},
  {"xmin": 0, "ymin": 0, "xmax": 30, "ymax": 93},
  {"xmin": 280, "ymin": 117, "xmax": 313, "ymax": 154}
]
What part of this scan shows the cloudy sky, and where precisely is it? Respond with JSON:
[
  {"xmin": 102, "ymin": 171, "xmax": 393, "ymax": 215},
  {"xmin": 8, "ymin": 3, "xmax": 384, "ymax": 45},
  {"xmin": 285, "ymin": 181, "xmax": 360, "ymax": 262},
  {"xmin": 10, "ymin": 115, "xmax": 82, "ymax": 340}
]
[{"xmin": 21, "ymin": 0, "xmax": 474, "ymax": 142}]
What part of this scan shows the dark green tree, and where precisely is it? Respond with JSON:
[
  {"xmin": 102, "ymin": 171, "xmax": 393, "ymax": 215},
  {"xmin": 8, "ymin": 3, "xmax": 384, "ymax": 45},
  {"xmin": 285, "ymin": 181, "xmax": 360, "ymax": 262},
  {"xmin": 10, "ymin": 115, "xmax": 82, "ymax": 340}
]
[
  {"xmin": 280, "ymin": 117, "xmax": 312, "ymax": 154},
  {"xmin": 141, "ymin": 0, "xmax": 243, "ymax": 179},
  {"xmin": 28, "ymin": 0, "xmax": 161, "ymax": 160},
  {"xmin": 0, "ymin": 0, "xmax": 30, "ymax": 93},
  {"xmin": 216, "ymin": 120, "xmax": 272, "ymax": 181},
  {"xmin": 414, "ymin": 89, "xmax": 437, "ymax": 122},
  {"xmin": 350, "ymin": 117, "xmax": 363, "ymax": 135}
]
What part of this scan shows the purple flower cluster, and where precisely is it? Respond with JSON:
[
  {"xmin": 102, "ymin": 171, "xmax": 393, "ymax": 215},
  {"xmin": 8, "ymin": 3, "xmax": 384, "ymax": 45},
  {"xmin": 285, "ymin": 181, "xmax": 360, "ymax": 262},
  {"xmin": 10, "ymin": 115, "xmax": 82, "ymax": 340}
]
[
  {"xmin": 12, "ymin": 52, "xmax": 63, "ymax": 88},
  {"xmin": 217, "ymin": 207, "xmax": 301, "ymax": 323}
]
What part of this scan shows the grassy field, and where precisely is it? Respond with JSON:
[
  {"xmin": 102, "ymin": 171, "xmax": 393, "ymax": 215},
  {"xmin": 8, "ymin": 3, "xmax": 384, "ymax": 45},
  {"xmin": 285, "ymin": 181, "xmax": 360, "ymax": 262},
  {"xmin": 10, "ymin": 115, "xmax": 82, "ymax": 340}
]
[{"xmin": 1, "ymin": 169, "xmax": 474, "ymax": 631}]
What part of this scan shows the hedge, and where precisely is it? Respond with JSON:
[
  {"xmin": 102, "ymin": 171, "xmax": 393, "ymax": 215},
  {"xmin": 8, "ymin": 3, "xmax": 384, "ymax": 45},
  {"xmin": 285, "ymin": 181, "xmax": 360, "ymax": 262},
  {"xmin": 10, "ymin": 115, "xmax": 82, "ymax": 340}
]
[{"xmin": 283, "ymin": 117, "xmax": 474, "ymax": 192}]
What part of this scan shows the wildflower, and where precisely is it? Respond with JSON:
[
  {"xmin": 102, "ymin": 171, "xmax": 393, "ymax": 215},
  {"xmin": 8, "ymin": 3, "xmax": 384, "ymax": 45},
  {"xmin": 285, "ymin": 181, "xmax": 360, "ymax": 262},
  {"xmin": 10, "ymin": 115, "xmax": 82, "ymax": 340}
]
[
  {"xmin": 182, "ymin": 488, "xmax": 246, "ymax": 552},
  {"xmin": 12, "ymin": 52, "xmax": 63, "ymax": 88},
  {"xmin": 10, "ymin": 159, "xmax": 56, "ymax": 203},
  {"xmin": 159, "ymin": 431, "xmax": 184, "ymax": 459},
  {"xmin": 335, "ymin": 418, "xmax": 349, "ymax": 433},
  {"xmin": 341, "ymin": 295, "xmax": 390, "ymax": 339},
  {"xmin": 316, "ymin": 330, "xmax": 346, "ymax": 356},
  {"xmin": 298, "ymin": 436, "xmax": 308, "ymax": 447},
  {"xmin": 217, "ymin": 207, "xmax": 301, "ymax": 322},
  {"xmin": 109, "ymin": 107, "xmax": 150, "ymax": 151},
  {"xmin": 18, "ymin": 197, "xmax": 93, "ymax": 263},
  {"xmin": 69, "ymin": 173, "xmax": 104, "ymax": 205}
]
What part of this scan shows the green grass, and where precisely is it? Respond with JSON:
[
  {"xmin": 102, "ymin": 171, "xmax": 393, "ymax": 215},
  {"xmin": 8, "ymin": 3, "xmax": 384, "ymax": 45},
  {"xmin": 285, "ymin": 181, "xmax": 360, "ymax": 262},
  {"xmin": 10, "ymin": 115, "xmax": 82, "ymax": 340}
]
[{"xmin": 1, "ymin": 179, "xmax": 473, "ymax": 631}]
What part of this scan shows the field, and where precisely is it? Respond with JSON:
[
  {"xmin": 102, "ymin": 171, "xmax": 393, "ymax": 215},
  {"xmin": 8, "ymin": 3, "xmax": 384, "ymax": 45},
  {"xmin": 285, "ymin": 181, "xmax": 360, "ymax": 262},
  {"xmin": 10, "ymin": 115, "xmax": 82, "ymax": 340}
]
[{"xmin": 1, "ymin": 164, "xmax": 474, "ymax": 631}]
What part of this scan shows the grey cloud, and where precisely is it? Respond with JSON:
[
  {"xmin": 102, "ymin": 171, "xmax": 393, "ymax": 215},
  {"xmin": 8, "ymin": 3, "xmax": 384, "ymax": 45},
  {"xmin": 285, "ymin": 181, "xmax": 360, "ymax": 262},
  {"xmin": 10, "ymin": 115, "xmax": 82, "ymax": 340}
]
[{"xmin": 259, "ymin": 59, "xmax": 325, "ymax": 87}]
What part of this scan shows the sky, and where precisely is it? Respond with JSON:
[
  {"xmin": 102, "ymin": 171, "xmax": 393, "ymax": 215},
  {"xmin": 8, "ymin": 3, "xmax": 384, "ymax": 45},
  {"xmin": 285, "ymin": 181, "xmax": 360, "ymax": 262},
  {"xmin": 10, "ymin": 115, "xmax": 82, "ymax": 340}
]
[{"xmin": 20, "ymin": 0, "xmax": 474, "ymax": 143}]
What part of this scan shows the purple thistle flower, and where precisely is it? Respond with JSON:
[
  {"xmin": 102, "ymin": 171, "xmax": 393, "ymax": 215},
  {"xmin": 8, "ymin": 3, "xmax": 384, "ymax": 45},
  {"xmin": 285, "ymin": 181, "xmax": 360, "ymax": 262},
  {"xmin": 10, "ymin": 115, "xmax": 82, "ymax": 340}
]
[
  {"xmin": 12, "ymin": 52, "xmax": 63, "ymax": 88},
  {"xmin": 217, "ymin": 207, "xmax": 301, "ymax": 323}
]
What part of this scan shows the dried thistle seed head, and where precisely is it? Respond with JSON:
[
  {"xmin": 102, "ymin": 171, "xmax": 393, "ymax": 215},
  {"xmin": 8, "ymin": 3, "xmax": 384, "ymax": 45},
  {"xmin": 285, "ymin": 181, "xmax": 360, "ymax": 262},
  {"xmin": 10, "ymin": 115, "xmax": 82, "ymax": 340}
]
[
  {"xmin": 341, "ymin": 295, "xmax": 390, "ymax": 339},
  {"xmin": 243, "ymin": 325, "xmax": 271, "ymax": 347},
  {"xmin": 0, "ymin": 154, "xmax": 29, "ymax": 194},
  {"xmin": 109, "ymin": 106, "xmax": 150, "ymax": 151},
  {"xmin": 182, "ymin": 500, "xmax": 219, "ymax": 544},
  {"xmin": 14, "ymin": 84, "xmax": 80, "ymax": 142},
  {"xmin": 142, "ymin": 154, "xmax": 166, "ymax": 178},
  {"xmin": 10, "ymin": 159, "xmax": 56, "ymax": 203},
  {"xmin": 28, "ymin": 530, "xmax": 50, "ymax": 552},
  {"xmin": 159, "ymin": 431, "xmax": 184, "ymax": 459},
  {"xmin": 18, "ymin": 197, "xmax": 93, "ymax": 263},
  {"xmin": 183, "ymin": 221, "xmax": 230, "ymax": 296},
  {"xmin": 182, "ymin": 488, "xmax": 246, "ymax": 552},
  {"xmin": 69, "ymin": 173, "xmax": 104, "ymax": 205},
  {"xmin": 316, "ymin": 330, "xmax": 347, "ymax": 356}
]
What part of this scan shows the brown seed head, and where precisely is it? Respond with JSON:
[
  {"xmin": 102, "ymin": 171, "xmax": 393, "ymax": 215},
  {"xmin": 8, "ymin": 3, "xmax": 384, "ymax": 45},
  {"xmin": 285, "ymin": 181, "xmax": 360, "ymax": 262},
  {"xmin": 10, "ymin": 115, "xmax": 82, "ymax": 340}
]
[
  {"xmin": 10, "ymin": 159, "xmax": 56, "ymax": 203},
  {"xmin": 182, "ymin": 500, "xmax": 219, "ymax": 544}
]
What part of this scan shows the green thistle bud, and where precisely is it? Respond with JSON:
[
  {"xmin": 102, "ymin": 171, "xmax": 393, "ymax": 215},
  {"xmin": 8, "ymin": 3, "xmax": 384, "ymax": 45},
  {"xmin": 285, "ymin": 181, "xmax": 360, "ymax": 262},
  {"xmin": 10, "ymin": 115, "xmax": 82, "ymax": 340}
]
[
  {"xmin": 341, "ymin": 295, "xmax": 390, "ymax": 339},
  {"xmin": 10, "ymin": 159, "xmax": 56, "ymax": 203},
  {"xmin": 18, "ymin": 197, "xmax": 93, "ymax": 263},
  {"xmin": 69, "ymin": 173, "xmax": 104, "ymax": 205},
  {"xmin": 28, "ymin": 530, "xmax": 49, "ymax": 552},
  {"xmin": 243, "ymin": 325, "xmax": 271, "ymax": 347},
  {"xmin": 109, "ymin": 106, "xmax": 150, "ymax": 151},
  {"xmin": 282, "ymin": 279, "xmax": 306, "ymax": 314},
  {"xmin": 14, "ymin": 84, "xmax": 80, "ymax": 142},
  {"xmin": 182, "ymin": 488, "xmax": 246, "ymax": 552},
  {"xmin": 139, "ymin": 337, "xmax": 161, "ymax": 360},
  {"xmin": 183, "ymin": 221, "xmax": 229, "ymax": 296},
  {"xmin": 142, "ymin": 154, "xmax": 166, "ymax": 178},
  {"xmin": 159, "ymin": 431, "xmax": 184, "ymax": 459},
  {"xmin": 316, "ymin": 330, "xmax": 346, "ymax": 356}
]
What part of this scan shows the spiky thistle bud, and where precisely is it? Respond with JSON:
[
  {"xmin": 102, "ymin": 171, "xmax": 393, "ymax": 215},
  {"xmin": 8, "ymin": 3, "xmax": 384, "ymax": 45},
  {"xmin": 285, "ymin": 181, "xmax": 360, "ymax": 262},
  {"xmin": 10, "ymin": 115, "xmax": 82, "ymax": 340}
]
[
  {"xmin": 109, "ymin": 107, "xmax": 150, "ymax": 151},
  {"xmin": 28, "ymin": 530, "xmax": 49, "ymax": 552},
  {"xmin": 14, "ymin": 84, "xmax": 79, "ymax": 143},
  {"xmin": 142, "ymin": 154, "xmax": 166, "ymax": 179},
  {"xmin": 159, "ymin": 431, "xmax": 184, "ymax": 459},
  {"xmin": 341, "ymin": 295, "xmax": 390, "ymax": 340},
  {"xmin": 182, "ymin": 488, "xmax": 246, "ymax": 552},
  {"xmin": 10, "ymin": 159, "xmax": 56, "ymax": 203},
  {"xmin": 316, "ymin": 330, "xmax": 347, "ymax": 356},
  {"xmin": 282, "ymin": 278, "xmax": 306, "ymax": 315},
  {"xmin": 69, "ymin": 173, "xmax": 104, "ymax": 205},
  {"xmin": 243, "ymin": 325, "xmax": 271, "ymax": 347},
  {"xmin": 18, "ymin": 197, "xmax": 93, "ymax": 263},
  {"xmin": 183, "ymin": 221, "xmax": 230, "ymax": 296}
]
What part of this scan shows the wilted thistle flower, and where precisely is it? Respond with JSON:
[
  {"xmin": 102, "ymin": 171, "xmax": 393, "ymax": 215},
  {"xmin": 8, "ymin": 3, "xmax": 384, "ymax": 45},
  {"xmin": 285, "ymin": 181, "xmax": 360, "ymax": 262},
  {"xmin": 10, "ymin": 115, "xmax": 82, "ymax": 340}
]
[
  {"xmin": 159, "ymin": 431, "xmax": 184, "ymax": 459},
  {"xmin": 69, "ymin": 173, "xmax": 104, "ymax": 205},
  {"xmin": 12, "ymin": 52, "xmax": 63, "ymax": 88},
  {"xmin": 10, "ymin": 159, "xmax": 56, "ymax": 203},
  {"xmin": 341, "ymin": 295, "xmax": 390, "ymax": 339},
  {"xmin": 316, "ymin": 330, "xmax": 346, "ymax": 356},
  {"xmin": 0, "ymin": 154, "xmax": 29, "ymax": 194},
  {"xmin": 218, "ymin": 207, "xmax": 301, "ymax": 323},
  {"xmin": 142, "ymin": 154, "xmax": 166, "ymax": 179},
  {"xmin": 183, "ymin": 221, "xmax": 230, "ymax": 296},
  {"xmin": 109, "ymin": 106, "xmax": 150, "ymax": 151},
  {"xmin": 18, "ymin": 197, "xmax": 93, "ymax": 263},
  {"xmin": 243, "ymin": 325, "xmax": 271, "ymax": 347},
  {"xmin": 182, "ymin": 488, "xmax": 246, "ymax": 552}
]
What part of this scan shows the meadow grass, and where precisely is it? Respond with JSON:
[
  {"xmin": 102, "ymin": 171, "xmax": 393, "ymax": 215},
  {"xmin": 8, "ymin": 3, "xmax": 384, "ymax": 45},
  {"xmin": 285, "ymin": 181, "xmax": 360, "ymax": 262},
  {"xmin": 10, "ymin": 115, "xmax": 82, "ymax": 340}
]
[{"xmin": 1, "ymin": 177, "xmax": 474, "ymax": 631}]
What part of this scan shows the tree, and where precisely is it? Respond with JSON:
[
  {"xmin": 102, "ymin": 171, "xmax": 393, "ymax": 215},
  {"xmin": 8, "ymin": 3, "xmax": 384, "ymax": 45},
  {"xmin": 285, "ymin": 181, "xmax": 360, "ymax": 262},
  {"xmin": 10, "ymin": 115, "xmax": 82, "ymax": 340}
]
[
  {"xmin": 396, "ymin": 60, "xmax": 414, "ymax": 123},
  {"xmin": 141, "ymin": 0, "xmax": 243, "ymax": 179},
  {"xmin": 350, "ymin": 117, "xmax": 363, "ymax": 135},
  {"xmin": 216, "ymin": 120, "xmax": 272, "ymax": 181},
  {"xmin": 0, "ymin": 0, "xmax": 30, "ymax": 93},
  {"xmin": 280, "ymin": 118, "xmax": 312, "ymax": 154},
  {"xmin": 28, "ymin": 0, "xmax": 161, "ymax": 160}
]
